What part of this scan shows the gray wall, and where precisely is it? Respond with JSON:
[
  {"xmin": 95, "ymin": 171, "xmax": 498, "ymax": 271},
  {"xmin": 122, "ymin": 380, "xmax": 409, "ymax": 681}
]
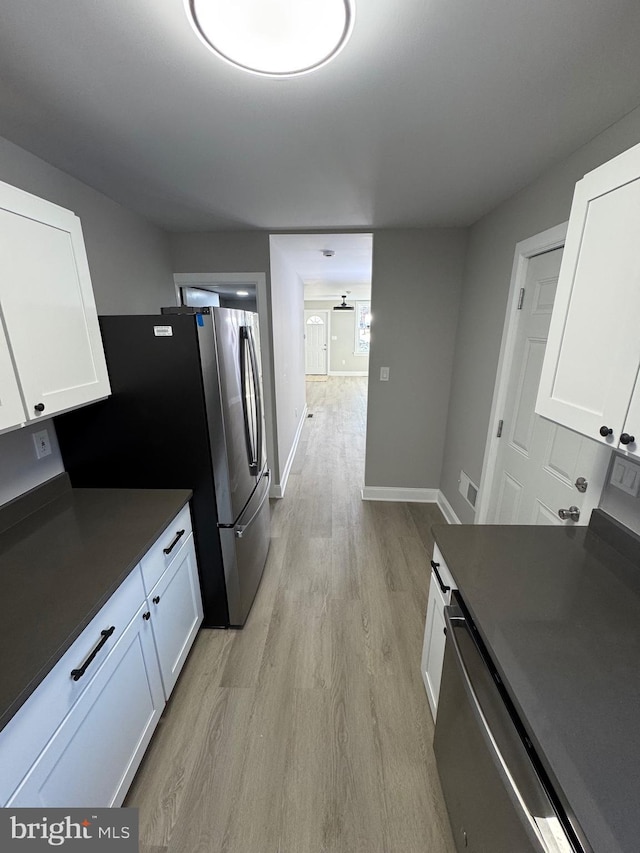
[
  {"xmin": 0, "ymin": 136, "xmax": 174, "ymax": 314},
  {"xmin": 169, "ymin": 231, "xmax": 270, "ymax": 273},
  {"xmin": 364, "ymin": 230, "xmax": 468, "ymax": 490},
  {"xmin": 440, "ymin": 105, "xmax": 640, "ymax": 523},
  {"xmin": 269, "ymin": 240, "xmax": 307, "ymax": 485},
  {"xmin": 304, "ymin": 301, "xmax": 369, "ymax": 373},
  {"xmin": 599, "ymin": 453, "xmax": 640, "ymax": 536},
  {"xmin": 0, "ymin": 421, "xmax": 63, "ymax": 508},
  {"xmin": 0, "ymin": 135, "xmax": 175, "ymax": 508}
]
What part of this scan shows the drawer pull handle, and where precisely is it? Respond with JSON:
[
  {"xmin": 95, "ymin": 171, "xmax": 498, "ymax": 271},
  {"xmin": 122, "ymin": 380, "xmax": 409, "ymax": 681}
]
[
  {"xmin": 153, "ymin": 595, "xmax": 160, "ymax": 605},
  {"xmin": 70, "ymin": 626, "xmax": 115, "ymax": 681},
  {"xmin": 163, "ymin": 529, "xmax": 186, "ymax": 555},
  {"xmin": 430, "ymin": 560, "xmax": 451, "ymax": 594}
]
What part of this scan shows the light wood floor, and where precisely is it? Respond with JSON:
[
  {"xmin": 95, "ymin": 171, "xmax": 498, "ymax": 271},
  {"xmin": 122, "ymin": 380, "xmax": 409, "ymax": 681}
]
[{"xmin": 126, "ymin": 376, "xmax": 456, "ymax": 853}]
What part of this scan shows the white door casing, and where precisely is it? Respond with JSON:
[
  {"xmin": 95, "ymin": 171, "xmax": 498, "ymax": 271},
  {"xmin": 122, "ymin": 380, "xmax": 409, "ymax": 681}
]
[
  {"xmin": 478, "ymin": 228, "xmax": 610, "ymax": 526},
  {"xmin": 304, "ymin": 311, "xmax": 328, "ymax": 374}
]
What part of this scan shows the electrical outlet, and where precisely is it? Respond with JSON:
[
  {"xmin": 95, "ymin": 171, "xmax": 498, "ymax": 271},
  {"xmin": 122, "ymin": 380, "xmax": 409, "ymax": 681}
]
[
  {"xmin": 380, "ymin": 366, "xmax": 390, "ymax": 381},
  {"xmin": 33, "ymin": 429, "xmax": 52, "ymax": 460},
  {"xmin": 610, "ymin": 456, "xmax": 640, "ymax": 497}
]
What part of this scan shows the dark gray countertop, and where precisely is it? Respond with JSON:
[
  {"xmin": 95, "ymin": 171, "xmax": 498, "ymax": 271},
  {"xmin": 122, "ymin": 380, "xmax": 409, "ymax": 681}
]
[
  {"xmin": 433, "ymin": 514, "xmax": 640, "ymax": 853},
  {"xmin": 0, "ymin": 474, "xmax": 191, "ymax": 733}
]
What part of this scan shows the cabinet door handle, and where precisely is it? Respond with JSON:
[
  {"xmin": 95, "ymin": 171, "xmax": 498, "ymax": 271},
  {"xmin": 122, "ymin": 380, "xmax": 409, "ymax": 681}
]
[
  {"xmin": 70, "ymin": 626, "xmax": 115, "ymax": 681},
  {"xmin": 34, "ymin": 403, "xmax": 45, "ymax": 413},
  {"xmin": 430, "ymin": 560, "xmax": 451, "ymax": 594},
  {"xmin": 163, "ymin": 529, "xmax": 185, "ymax": 555},
  {"xmin": 620, "ymin": 433, "xmax": 635, "ymax": 445},
  {"xmin": 152, "ymin": 595, "xmax": 160, "ymax": 605},
  {"xmin": 599, "ymin": 425, "xmax": 613, "ymax": 437},
  {"xmin": 142, "ymin": 611, "xmax": 151, "ymax": 621}
]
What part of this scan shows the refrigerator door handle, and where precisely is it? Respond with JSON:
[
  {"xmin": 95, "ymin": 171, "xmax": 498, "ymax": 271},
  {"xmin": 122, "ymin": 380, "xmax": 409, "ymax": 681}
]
[
  {"xmin": 247, "ymin": 325, "xmax": 263, "ymax": 473},
  {"xmin": 235, "ymin": 470, "xmax": 271, "ymax": 538},
  {"xmin": 240, "ymin": 326, "xmax": 259, "ymax": 475}
]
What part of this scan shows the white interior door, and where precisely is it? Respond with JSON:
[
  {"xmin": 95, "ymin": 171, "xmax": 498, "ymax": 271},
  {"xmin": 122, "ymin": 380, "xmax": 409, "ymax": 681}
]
[
  {"xmin": 488, "ymin": 248, "xmax": 610, "ymax": 525},
  {"xmin": 304, "ymin": 312, "xmax": 328, "ymax": 375}
]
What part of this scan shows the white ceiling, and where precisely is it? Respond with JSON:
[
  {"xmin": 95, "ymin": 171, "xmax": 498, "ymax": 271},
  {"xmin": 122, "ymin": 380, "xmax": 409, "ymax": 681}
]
[
  {"xmin": 271, "ymin": 233, "xmax": 372, "ymax": 300},
  {"xmin": 0, "ymin": 1, "xmax": 640, "ymax": 231}
]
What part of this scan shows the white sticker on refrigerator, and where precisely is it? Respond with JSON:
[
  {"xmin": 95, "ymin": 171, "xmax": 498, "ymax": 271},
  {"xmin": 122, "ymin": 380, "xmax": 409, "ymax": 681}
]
[{"xmin": 153, "ymin": 326, "xmax": 173, "ymax": 336}]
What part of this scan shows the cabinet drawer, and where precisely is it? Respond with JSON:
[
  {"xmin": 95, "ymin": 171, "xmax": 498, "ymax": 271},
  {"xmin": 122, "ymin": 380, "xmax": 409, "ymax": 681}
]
[
  {"xmin": 140, "ymin": 504, "xmax": 193, "ymax": 594},
  {"xmin": 0, "ymin": 565, "xmax": 145, "ymax": 805}
]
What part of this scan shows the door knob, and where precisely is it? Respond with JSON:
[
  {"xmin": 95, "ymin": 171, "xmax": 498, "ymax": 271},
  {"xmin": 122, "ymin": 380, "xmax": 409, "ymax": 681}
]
[
  {"xmin": 558, "ymin": 506, "xmax": 580, "ymax": 522},
  {"xmin": 599, "ymin": 426, "xmax": 613, "ymax": 437},
  {"xmin": 620, "ymin": 433, "xmax": 636, "ymax": 445},
  {"xmin": 575, "ymin": 477, "xmax": 588, "ymax": 493}
]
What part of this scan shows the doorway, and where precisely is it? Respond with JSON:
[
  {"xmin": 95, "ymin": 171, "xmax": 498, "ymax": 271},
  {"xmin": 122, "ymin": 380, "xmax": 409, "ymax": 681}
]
[
  {"xmin": 304, "ymin": 310, "xmax": 329, "ymax": 375},
  {"xmin": 477, "ymin": 227, "xmax": 610, "ymax": 525}
]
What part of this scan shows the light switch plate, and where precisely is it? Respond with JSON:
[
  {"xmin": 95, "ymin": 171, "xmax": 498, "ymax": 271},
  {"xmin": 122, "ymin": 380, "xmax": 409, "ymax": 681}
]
[
  {"xmin": 610, "ymin": 456, "xmax": 640, "ymax": 497},
  {"xmin": 380, "ymin": 366, "xmax": 390, "ymax": 381}
]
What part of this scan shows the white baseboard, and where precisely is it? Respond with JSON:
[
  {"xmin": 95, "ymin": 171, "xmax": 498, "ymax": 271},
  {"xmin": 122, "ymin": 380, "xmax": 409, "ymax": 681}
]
[
  {"xmin": 360, "ymin": 486, "xmax": 462, "ymax": 524},
  {"xmin": 361, "ymin": 486, "xmax": 439, "ymax": 502},
  {"xmin": 271, "ymin": 405, "xmax": 308, "ymax": 499},
  {"xmin": 328, "ymin": 370, "xmax": 368, "ymax": 376},
  {"xmin": 436, "ymin": 491, "xmax": 462, "ymax": 524}
]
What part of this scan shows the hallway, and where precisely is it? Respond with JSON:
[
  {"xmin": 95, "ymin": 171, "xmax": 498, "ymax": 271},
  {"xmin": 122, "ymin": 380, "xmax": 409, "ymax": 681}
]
[{"xmin": 127, "ymin": 376, "xmax": 455, "ymax": 853}]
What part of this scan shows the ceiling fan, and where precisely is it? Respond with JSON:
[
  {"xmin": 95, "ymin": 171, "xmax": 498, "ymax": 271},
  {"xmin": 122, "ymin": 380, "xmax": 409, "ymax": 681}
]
[{"xmin": 333, "ymin": 294, "xmax": 354, "ymax": 311}]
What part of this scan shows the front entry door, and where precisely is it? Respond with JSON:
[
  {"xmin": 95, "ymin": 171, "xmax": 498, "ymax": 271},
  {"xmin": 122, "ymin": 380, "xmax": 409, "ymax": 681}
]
[
  {"xmin": 488, "ymin": 248, "xmax": 610, "ymax": 525},
  {"xmin": 304, "ymin": 312, "xmax": 328, "ymax": 375}
]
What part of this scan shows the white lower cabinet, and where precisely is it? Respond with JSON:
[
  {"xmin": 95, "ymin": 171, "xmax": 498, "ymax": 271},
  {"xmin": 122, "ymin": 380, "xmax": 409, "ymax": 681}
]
[
  {"xmin": 7, "ymin": 602, "xmax": 164, "ymax": 808},
  {"xmin": 421, "ymin": 545, "xmax": 456, "ymax": 720},
  {"xmin": 147, "ymin": 534, "xmax": 203, "ymax": 699},
  {"xmin": 0, "ymin": 503, "xmax": 203, "ymax": 807}
]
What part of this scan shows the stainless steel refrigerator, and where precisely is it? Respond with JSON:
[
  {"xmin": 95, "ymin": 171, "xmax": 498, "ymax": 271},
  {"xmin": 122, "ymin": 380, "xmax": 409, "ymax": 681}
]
[{"xmin": 55, "ymin": 308, "xmax": 271, "ymax": 627}]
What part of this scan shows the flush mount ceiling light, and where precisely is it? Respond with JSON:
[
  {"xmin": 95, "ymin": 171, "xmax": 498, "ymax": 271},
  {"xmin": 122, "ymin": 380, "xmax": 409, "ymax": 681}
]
[
  {"xmin": 186, "ymin": 0, "xmax": 355, "ymax": 78},
  {"xmin": 236, "ymin": 290, "xmax": 249, "ymax": 296}
]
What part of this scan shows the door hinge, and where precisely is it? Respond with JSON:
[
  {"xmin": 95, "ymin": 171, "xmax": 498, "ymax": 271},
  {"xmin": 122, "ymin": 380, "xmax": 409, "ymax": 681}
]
[
  {"xmin": 496, "ymin": 419, "xmax": 504, "ymax": 438},
  {"xmin": 517, "ymin": 288, "xmax": 525, "ymax": 310}
]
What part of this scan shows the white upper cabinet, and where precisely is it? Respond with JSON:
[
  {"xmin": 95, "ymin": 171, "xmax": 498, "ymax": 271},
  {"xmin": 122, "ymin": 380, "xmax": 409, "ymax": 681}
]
[
  {"xmin": 536, "ymin": 143, "xmax": 640, "ymax": 453},
  {"xmin": 0, "ymin": 320, "xmax": 26, "ymax": 432},
  {"xmin": 0, "ymin": 181, "xmax": 110, "ymax": 427}
]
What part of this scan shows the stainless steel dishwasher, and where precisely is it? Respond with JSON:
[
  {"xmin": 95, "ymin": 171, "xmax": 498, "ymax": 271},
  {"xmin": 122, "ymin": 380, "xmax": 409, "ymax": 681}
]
[{"xmin": 433, "ymin": 600, "xmax": 579, "ymax": 853}]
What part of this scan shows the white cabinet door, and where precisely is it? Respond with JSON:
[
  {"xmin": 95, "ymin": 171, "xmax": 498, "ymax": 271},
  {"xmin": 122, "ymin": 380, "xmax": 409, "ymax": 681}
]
[
  {"xmin": 536, "ymin": 142, "xmax": 640, "ymax": 446},
  {"xmin": 421, "ymin": 546, "xmax": 455, "ymax": 720},
  {"xmin": 0, "ymin": 182, "xmax": 110, "ymax": 422},
  {"xmin": 7, "ymin": 603, "xmax": 164, "ymax": 808},
  {"xmin": 421, "ymin": 577, "xmax": 448, "ymax": 720},
  {"xmin": 0, "ymin": 321, "xmax": 26, "ymax": 432},
  {"xmin": 149, "ymin": 535, "xmax": 203, "ymax": 699},
  {"xmin": 617, "ymin": 376, "xmax": 640, "ymax": 459}
]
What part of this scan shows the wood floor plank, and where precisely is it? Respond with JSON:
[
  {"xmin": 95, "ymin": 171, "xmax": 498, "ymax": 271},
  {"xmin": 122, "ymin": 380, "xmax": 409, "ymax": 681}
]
[
  {"xmin": 127, "ymin": 632, "xmax": 235, "ymax": 847},
  {"xmin": 326, "ymin": 597, "xmax": 388, "ymax": 853},
  {"xmin": 219, "ymin": 534, "xmax": 286, "ymax": 688},
  {"xmin": 126, "ymin": 376, "xmax": 455, "ymax": 853}
]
